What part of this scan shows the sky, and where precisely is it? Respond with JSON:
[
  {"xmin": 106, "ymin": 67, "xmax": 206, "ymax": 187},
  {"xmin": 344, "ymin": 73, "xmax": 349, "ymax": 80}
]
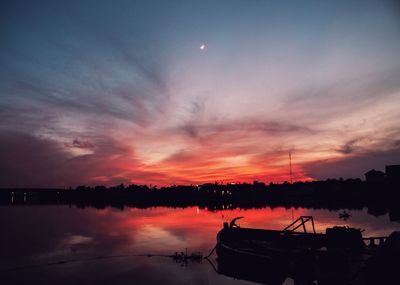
[{"xmin": 1, "ymin": 0, "xmax": 400, "ymax": 187}]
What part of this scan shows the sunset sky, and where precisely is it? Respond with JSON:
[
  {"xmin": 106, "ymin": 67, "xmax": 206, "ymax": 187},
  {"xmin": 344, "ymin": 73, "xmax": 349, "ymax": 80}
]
[{"xmin": 1, "ymin": 0, "xmax": 400, "ymax": 187}]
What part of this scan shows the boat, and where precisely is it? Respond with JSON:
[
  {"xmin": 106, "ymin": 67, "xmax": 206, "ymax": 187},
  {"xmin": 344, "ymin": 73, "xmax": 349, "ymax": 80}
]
[
  {"xmin": 216, "ymin": 216, "xmax": 399, "ymax": 284},
  {"xmin": 217, "ymin": 216, "xmax": 374, "ymax": 261}
]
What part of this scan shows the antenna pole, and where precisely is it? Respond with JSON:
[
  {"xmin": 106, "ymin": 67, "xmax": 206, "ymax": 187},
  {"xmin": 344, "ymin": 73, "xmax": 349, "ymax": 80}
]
[
  {"xmin": 290, "ymin": 151, "xmax": 293, "ymax": 227},
  {"xmin": 289, "ymin": 151, "xmax": 293, "ymax": 184}
]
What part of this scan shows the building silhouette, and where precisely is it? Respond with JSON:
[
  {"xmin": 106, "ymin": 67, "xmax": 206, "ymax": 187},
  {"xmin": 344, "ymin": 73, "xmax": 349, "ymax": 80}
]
[
  {"xmin": 364, "ymin": 169, "xmax": 385, "ymax": 183},
  {"xmin": 385, "ymin": 165, "xmax": 400, "ymax": 185}
]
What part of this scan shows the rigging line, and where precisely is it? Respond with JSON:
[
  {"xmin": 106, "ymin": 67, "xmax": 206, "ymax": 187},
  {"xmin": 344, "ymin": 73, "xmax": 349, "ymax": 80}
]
[
  {"xmin": 204, "ymin": 244, "xmax": 217, "ymax": 259},
  {"xmin": 0, "ymin": 246, "xmax": 217, "ymax": 273},
  {"xmin": 204, "ymin": 256, "xmax": 218, "ymax": 273}
]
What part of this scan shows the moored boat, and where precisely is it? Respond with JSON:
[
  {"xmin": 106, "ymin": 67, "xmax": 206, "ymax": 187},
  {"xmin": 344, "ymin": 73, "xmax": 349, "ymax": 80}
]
[
  {"xmin": 216, "ymin": 216, "xmax": 397, "ymax": 284},
  {"xmin": 217, "ymin": 216, "xmax": 374, "ymax": 259}
]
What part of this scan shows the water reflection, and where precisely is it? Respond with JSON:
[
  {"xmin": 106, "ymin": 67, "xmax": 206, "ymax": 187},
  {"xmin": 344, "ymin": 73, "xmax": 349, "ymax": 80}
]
[{"xmin": 0, "ymin": 206, "xmax": 398, "ymax": 284}]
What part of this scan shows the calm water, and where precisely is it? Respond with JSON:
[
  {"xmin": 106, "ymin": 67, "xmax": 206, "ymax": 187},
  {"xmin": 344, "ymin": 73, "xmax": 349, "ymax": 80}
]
[{"xmin": 0, "ymin": 206, "xmax": 399, "ymax": 285}]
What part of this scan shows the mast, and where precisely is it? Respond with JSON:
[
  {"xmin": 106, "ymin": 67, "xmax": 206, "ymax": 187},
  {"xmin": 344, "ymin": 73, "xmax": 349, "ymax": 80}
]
[
  {"xmin": 289, "ymin": 151, "xmax": 294, "ymax": 227},
  {"xmin": 289, "ymin": 151, "xmax": 294, "ymax": 226},
  {"xmin": 289, "ymin": 151, "xmax": 293, "ymax": 184}
]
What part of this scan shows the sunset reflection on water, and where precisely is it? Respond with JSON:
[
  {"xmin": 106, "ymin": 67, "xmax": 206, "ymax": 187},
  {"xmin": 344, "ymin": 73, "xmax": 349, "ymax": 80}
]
[{"xmin": 0, "ymin": 206, "xmax": 398, "ymax": 284}]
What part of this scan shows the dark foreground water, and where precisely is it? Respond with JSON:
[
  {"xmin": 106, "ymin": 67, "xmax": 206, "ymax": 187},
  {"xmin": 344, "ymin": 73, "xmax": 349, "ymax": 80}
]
[{"xmin": 0, "ymin": 206, "xmax": 399, "ymax": 285}]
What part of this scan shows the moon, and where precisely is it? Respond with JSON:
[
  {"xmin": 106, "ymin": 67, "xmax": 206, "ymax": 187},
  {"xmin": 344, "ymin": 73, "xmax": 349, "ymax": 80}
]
[{"xmin": 199, "ymin": 44, "xmax": 206, "ymax": 51}]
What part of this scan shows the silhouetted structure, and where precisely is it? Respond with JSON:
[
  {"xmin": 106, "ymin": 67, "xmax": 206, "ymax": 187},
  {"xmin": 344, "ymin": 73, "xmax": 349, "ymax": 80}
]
[
  {"xmin": 215, "ymin": 217, "xmax": 399, "ymax": 285},
  {"xmin": 386, "ymin": 165, "xmax": 400, "ymax": 185},
  {"xmin": 364, "ymin": 169, "xmax": 385, "ymax": 183}
]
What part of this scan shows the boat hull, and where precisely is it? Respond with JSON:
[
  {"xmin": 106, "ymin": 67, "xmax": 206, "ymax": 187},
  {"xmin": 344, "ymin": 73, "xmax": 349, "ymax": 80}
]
[
  {"xmin": 216, "ymin": 226, "xmax": 368, "ymax": 284},
  {"xmin": 214, "ymin": 218, "xmax": 398, "ymax": 285}
]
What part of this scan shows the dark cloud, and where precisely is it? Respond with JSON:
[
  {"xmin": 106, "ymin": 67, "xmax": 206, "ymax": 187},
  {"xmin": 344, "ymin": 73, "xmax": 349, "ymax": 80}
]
[
  {"xmin": 65, "ymin": 139, "xmax": 95, "ymax": 149},
  {"xmin": 335, "ymin": 138, "xmax": 363, "ymax": 154},
  {"xmin": 187, "ymin": 99, "xmax": 206, "ymax": 117},
  {"xmin": 0, "ymin": 131, "xmax": 70, "ymax": 187},
  {"xmin": 0, "ymin": 131, "xmax": 139, "ymax": 187},
  {"xmin": 176, "ymin": 118, "xmax": 315, "ymax": 140},
  {"xmin": 303, "ymin": 147, "xmax": 400, "ymax": 180}
]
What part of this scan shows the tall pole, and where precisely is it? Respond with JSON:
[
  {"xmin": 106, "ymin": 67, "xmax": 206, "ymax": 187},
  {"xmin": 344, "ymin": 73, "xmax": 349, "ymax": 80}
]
[
  {"xmin": 289, "ymin": 151, "xmax": 294, "ymax": 226},
  {"xmin": 289, "ymin": 151, "xmax": 293, "ymax": 184}
]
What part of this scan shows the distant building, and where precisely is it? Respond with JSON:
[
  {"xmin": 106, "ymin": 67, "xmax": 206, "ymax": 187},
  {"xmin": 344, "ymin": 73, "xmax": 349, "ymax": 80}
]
[
  {"xmin": 364, "ymin": 169, "xmax": 385, "ymax": 183},
  {"xmin": 386, "ymin": 165, "xmax": 400, "ymax": 184}
]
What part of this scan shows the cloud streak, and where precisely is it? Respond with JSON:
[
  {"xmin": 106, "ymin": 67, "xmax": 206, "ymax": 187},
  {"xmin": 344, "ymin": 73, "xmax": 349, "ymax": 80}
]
[{"xmin": 1, "ymin": 0, "xmax": 400, "ymax": 186}]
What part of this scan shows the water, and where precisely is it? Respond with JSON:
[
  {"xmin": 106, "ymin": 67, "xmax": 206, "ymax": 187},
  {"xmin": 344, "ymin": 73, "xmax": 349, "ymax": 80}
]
[{"xmin": 0, "ymin": 206, "xmax": 398, "ymax": 284}]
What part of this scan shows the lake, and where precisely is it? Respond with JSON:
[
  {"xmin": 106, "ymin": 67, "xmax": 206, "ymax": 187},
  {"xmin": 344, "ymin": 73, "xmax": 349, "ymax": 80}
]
[{"xmin": 0, "ymin": 206, "xmax": 398, "ymax": 285}]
